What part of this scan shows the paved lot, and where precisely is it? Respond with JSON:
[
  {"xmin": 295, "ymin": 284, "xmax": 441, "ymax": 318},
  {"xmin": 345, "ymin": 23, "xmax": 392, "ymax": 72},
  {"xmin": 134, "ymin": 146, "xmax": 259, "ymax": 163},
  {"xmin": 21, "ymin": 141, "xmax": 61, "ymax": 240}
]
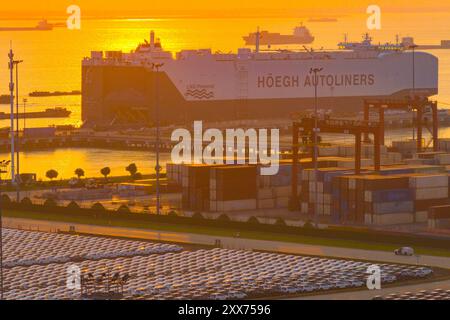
[{"xmin": 4, "ymin": 217, "xmax": 450, "ymax": 269}]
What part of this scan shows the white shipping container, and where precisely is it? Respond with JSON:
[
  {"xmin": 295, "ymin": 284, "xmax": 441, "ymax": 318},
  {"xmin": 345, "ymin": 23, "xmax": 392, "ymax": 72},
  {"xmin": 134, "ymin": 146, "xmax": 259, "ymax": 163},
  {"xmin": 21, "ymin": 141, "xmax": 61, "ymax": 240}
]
[
  {"xmin": 258, "ymin": 217, "xmax": 277, "ymax": 225},
  {"xmin": 364, "ymin": 214, "xmax": 373, "ymax": 225},
  {"xmin": 210, "ymin": 189, "xmax": 216, "ymax": 201},
  {"xmin": 274, "ymin": 186, "xmax": 291, "ymax": 197},
  {"xmin": 405, "ymin": 158, "xmax": 426, "ymax": 166},
  {"xmin": 428, "ymin": 219, "xmax": 436, "ymax": 229},
  {"xmin": 415, "ymin": 211, "xmax": 428, "ymax": 223},
  {"xmin": 338, "ymin": 145, "xmax": 355, "ymax": 157},
  {"xmin": 285, "ymin": 219, "xmax": 304, "ymax": 227},
  {"xmin": 276, "ymin": 197, "xmax": 289, "ymax": 208},
  {"xmin": 337, "ymin": 159, "xmax": 373, "ymax": 169},
  {"xmin": 317, "ymin": 182, "xmax": 324, "ymax": 193},
  {"xmin": 437, "ymin": 153, "xmax": 450, "ymax": 165},
  {"xmin": 317, "ymin": 192, "xmax": 324, "ymax": 204},
  {"xmin": 301, "ymin": 202, "xmax": 309, "ymax": 214},
  {"xmin": 317, "ymin": 205, "xmax": 324, "ymax": 215},
  {"xmin": 373, "ymin": 213, "xmax": 414, "ymax": 225},
  {"xmin": 258, "ymin": 188, "xmax": 274, "ymax": 200},
  {"xmin": 415, "ymin": 187, "xmax": 448, "ymax": 200},
  {"xmin": 364, "ymin": 191, "xmax": 372, "ymax": 202},
  {"xmin": 219, "ymin": 199, "xmax": 257, "ymax": 211},
  {"xmin": 349, "ymin": 178, "xmax": 356, "ymax": 190},
  {"xmin": 409, "ymin": 175, "xmax": 448, "ymax": 189},
  {"xmin": 324, "ymin": 194, "xmax": 331, "ymax": 205},
  {"xmin": 209, "ymin": 201, "xmax": 217, "ymax": 212},
  {"xmin": 182, "ymin": 177, "xmax": 189, "ymax": 188},
  {"xmin": 319, "ymin": 146, "xmax": 339, "ymax": 157},
  {"xmin": 308, "ymin": 170, "xmax": 316, "ymax": 181},
  {"xmin": 301, "ymin": 171, "xmax": 309, "ymax": 181},
  {"xmin": 258, "ymin": 198, "xmax": 275, "ymax": 209}
]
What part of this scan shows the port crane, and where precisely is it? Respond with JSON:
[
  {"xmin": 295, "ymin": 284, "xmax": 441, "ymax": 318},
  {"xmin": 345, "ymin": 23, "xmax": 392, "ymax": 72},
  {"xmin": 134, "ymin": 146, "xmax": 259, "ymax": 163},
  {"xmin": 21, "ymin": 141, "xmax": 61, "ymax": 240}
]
[
  {"xmin": 363, "ymin": 98, "xmax": 439, "ymax": 152},
  {"xmin": 290, "ymin": 117, "xmax": 382, "ymax": 209}
]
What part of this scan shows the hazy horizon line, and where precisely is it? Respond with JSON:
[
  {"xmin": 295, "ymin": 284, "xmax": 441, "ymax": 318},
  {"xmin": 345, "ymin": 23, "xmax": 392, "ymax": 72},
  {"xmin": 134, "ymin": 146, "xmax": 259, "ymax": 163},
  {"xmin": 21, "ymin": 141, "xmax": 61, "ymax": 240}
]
[{"xmin": 1, "ymin": 6, "xmax": 450, "ymax": 20}]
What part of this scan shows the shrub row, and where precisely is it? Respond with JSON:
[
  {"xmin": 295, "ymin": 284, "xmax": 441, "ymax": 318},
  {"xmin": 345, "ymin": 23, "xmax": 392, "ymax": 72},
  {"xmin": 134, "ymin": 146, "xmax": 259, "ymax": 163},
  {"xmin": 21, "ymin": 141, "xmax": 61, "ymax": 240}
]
[{"xmin": 1, "ymin": 194, "xmax": 449, "ymax": 250}]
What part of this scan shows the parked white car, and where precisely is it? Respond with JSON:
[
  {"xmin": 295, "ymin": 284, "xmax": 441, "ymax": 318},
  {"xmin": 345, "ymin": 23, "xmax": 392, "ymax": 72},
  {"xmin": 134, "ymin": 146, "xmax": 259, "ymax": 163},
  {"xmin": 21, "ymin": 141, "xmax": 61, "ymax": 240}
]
[{"xmin": 394, "ymin": 247, "xmax": 415, "ymax": 256}]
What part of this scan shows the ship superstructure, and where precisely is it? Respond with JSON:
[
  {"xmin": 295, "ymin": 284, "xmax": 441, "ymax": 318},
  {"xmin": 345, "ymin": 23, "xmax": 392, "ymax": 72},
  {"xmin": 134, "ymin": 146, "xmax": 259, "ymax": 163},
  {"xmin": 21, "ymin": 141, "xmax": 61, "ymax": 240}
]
[{"xmin": 82, "ymin": 31, "xmax": 438, "ymax": 127}]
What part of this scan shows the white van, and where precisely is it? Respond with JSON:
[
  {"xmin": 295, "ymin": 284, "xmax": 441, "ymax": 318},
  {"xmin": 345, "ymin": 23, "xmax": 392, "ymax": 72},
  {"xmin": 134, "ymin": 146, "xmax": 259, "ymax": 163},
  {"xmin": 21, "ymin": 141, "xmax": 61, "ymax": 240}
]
[{"xmin": 394, "ymin": 247, "xmax": 415, "ymax": 256}]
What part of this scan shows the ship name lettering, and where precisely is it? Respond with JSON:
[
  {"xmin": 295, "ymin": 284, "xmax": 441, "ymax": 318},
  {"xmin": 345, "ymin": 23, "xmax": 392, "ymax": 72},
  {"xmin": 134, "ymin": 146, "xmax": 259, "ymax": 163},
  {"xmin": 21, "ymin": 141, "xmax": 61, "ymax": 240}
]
[
  {"xmin": 303, "ymin": 73, "xmax": 375, "ymax": 87},
  {"xmin": 257, "ymin": 75, "xmax": 300, "ymax": 88}
]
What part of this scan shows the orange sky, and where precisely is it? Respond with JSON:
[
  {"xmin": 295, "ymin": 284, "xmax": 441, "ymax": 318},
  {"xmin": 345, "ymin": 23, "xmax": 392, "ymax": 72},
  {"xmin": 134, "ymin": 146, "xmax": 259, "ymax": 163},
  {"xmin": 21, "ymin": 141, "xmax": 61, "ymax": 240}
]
[{"xmin": 2, "ymin": 0, "xmax": 450, "ymax": 18}]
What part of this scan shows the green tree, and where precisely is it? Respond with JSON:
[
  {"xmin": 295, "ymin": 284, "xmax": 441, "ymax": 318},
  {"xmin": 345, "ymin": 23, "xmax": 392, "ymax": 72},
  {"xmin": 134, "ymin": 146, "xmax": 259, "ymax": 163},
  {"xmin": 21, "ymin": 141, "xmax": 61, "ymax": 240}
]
[
  {"xmin": 46, "ymin": 169, "xmax": 58, "ymax": 181},
  {"xmin": 46, "ymin": 169, "xmax": 59, "ymax": 192},
  {"xmin": 101, "ymin": 167, "xmax": 111, "ymax": 180},
  {"xmin": 74, "ymin": 168, "xmax": 85, "ymax": 179},
  {"xmin": 126, "ymin": 163, "xmax": 138, "ymax": 177}
]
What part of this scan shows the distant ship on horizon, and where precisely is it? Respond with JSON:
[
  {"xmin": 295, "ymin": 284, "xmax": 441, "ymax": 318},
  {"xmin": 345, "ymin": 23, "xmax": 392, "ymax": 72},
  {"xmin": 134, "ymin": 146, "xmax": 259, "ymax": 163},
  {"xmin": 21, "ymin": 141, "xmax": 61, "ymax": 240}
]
[
  {"xmin": 307, "ymin": 17, "xmax": 338, "ymax": 23},
  {"xmin": 243, "ymin": 24, "xmax": 314, "ymax": 46},
  {"xmin": 0, "ymin": 20, "xmax": 56, "ymax": 32}
]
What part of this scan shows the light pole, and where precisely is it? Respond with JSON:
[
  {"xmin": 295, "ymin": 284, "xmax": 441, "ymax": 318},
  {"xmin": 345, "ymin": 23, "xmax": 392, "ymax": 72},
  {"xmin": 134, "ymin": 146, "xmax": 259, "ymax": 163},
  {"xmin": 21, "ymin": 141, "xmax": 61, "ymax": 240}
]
[
  {"xmin": 310, "ymin": 67, "xmax": 323, "ymax": 228},
  {"xmin": 410, "ymin": 44, "xmax": 418, "ymax": 142},
  {"xmin": 0, "ymin": 159, "xmax": 11, "ymax": 300},
  {"xmin": 13, "ymin": 59, "xmax": 23, "ymax": 203},
  {"xmin": 8, "ymin": 49, "xmax": 15, "ymax": 184},
  {"xmin": 152, "ymin": 63, "xmax": 164, "ymax": 215},
  {"xmin": 23, "ymin": 98, "xmax": 27, "ymax": 131}
]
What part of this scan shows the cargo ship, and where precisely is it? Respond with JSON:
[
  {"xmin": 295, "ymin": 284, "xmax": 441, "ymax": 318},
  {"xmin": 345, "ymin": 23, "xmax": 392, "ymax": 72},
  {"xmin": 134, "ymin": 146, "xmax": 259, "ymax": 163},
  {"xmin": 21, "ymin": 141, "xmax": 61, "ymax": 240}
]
[
  {"xmin": 308, "ymin": 18, "xmax": 338, "ymax": 23},
  {"xmin": 0, "ymin": 108, "xmax": 71, "ymax": 120},
  {"xmin": 0, "ymin": 20, "xmax": 54, "ymax": 31},
  {"xmin": 29, "ymin": 90, "xmax": 81, "ymax": 97},
  {"xmin": 81, "ymin": 31, "xmax": 438, "ymax": 127},
  {"xmin": 243, "ymin": 24, "xmax": 314, "ymax": 46}
]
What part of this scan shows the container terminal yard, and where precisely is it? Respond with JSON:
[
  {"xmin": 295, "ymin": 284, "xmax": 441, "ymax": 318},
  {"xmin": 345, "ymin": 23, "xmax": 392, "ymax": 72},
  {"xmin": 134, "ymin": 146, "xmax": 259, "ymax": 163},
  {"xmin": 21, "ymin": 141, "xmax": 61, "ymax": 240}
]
[{"xmin": 1, "ymin": 19, "xmax": 450, "ymax": 302}]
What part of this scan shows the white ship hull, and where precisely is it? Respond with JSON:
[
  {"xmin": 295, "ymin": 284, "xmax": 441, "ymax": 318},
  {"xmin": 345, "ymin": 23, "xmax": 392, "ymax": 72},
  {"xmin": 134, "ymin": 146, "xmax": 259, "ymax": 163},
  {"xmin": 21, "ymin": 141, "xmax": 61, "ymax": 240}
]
[{"xmin": 82, "ymin": 35, "xmax": 438, "ymax": 126}]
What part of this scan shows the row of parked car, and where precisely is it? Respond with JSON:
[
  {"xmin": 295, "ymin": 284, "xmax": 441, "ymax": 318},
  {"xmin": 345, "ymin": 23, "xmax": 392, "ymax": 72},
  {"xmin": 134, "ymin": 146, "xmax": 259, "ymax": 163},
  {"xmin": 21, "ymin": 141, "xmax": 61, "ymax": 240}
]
[
  {"xmin": 3, "ymin": 244, "xmax": 434, "ymax": 300},
  {"xmin": 3, "ymin": 228, "xmax": 182, "ymax": 268},
  {"xmin": 373, "ymin": 289, "xmax": 450, "ymax": 300}
]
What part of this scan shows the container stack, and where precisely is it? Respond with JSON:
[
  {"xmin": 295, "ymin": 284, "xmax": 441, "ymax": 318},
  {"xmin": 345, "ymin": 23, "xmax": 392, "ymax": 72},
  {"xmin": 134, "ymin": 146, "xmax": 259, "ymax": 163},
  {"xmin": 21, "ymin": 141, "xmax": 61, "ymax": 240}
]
[
  {"xmin": 257, "ymin": 162, "xmax": 299, "ymax": 209},
  {"xmin": 438, "ymin": 139, "xmax": 450, "ymax": 152},
  {"xmin": 362, "ymin": 175, "xmax": 414, "ymax": 225},
  {"xmin": 318, "ymin": 144, "xmax": 388, "ymax": 157},
  {"xmin": 391, "ymin": 140, "xmax": 418, "ymax": 156},
  {"xmin": 300, "ymin": 167, "xmax": 356, "ymax": 217},
  {"xmin": 209, "ymin": 166, "xmax": 258, "ymax": 212},
  {"xmin": 405, "ymin": 152, "xmax": 450, "ymax": 166},
  {"xmin": 328, "ymin": 170, "xmax": 450, "ymax": 225},
  {"xmin": 181, "ymin": 164, "xmax": 221, "ymax": 211},
  {"xmin": 166, "ymin": 163, "xmax": 183, "ymax": 185},
  {"xmin": 409, "ymin": 174, "xmax": 450, "ymax": 223},
  {"xmin": 428, "ymin": 205, "xmax": 450, "ymax": 229}
]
